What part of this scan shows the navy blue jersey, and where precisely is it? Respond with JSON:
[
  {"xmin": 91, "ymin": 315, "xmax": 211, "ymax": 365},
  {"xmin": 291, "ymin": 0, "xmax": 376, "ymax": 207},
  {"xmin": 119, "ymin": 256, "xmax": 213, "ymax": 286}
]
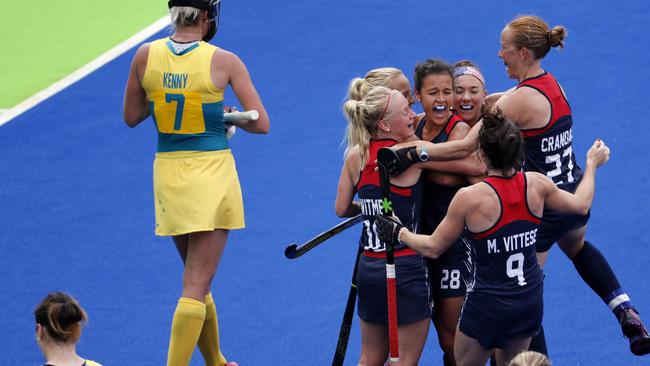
[
  {"xmin": 415, "ymin": 112, "xmax": 466, "ymax": 233},
  {"xmin": 467, "ymin": 173, "xmax": 543, "ymax": 294},
  {"xmin": 414, "ymin": 112, "xmax": 464, "ymax": 144},
  {"xmin": 356, "ymin": 139, "xmax": 422, "ymax": 252},
  {"xmin": 518, "ymin": 72, "xmax": 582, "ymax": 193}
]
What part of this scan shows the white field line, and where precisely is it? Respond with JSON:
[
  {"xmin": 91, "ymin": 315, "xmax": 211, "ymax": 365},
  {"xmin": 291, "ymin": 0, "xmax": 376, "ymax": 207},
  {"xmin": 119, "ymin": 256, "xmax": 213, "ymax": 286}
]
[{"xmin": 0, "ymin": 15, "xmax": 170, "ymax": 127}]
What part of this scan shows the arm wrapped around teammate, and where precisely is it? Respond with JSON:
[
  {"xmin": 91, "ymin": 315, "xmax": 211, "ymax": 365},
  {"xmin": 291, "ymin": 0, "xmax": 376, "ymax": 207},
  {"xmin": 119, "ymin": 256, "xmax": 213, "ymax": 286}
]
[{"xmin": 384, "ymin": 146, "xmax": 418, "ymax": 176}]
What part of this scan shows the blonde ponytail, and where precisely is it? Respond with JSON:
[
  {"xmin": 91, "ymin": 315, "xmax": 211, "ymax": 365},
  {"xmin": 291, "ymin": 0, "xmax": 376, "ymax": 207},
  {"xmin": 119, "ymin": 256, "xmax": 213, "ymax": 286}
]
[{"xmin": 342, "ymin": 86, "xmax": 393, "ymax": 167}]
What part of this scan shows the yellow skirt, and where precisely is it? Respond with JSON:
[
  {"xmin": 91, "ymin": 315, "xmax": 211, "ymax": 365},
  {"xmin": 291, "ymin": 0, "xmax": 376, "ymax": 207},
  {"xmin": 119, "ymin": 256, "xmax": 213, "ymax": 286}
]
[{"xmin": 153, "ymin": 150, "xmax": 244, "ymax": 236}]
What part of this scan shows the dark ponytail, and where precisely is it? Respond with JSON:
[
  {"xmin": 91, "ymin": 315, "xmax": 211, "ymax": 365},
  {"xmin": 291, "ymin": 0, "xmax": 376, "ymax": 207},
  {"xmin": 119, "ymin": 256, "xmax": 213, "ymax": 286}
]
[
  {"xmin": 478, "ymin": 107, "xmax": 524, "ymax": 175},
  {"xmin": 35, "ymin": 292, "xmax": 87, "ymax": 343}
]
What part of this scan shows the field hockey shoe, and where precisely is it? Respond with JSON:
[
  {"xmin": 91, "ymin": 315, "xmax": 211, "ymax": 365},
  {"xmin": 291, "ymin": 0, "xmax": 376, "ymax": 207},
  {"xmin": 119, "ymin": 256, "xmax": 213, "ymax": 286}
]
[
  {"xmin": 619, "ymin": 308, "xmax": 650, "ymax": 356},
  {"xmin": 226, "ymin": 362, "xmax": 239, "ymax": 366}
]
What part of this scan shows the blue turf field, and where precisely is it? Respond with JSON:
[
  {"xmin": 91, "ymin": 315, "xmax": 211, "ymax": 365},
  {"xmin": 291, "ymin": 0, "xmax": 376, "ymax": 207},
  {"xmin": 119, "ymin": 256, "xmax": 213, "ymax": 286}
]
[{"xmin": 2, "ymin": 1, "xmax": 650, "ymax": 364}]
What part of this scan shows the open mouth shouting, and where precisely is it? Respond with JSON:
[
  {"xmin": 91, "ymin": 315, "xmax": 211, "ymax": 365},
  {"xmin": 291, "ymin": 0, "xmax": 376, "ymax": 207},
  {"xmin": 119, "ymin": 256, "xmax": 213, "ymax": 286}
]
[{"xmin": 432, "ymin": 105, "xmax": 447, "ymax": 116}]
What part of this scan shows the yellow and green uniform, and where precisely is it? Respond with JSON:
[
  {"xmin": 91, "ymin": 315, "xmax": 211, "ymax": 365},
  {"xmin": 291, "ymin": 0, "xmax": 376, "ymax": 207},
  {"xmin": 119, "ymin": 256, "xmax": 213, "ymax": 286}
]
[
  {"xmin": 143, "ymin": 38, "xmax": 228, "ymax": 152},
  {"xmin": 142, "ymin": 38, "xmax": 244, "ymax": 236}
]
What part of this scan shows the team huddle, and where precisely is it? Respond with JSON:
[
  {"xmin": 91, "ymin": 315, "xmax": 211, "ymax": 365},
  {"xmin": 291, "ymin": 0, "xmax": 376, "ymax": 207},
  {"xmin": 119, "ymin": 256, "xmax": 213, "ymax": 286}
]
[
  {"xmin": 335, "ymin": 14, "xmax": 650, "ymax": 366},
  {"xmin": 117, "ymin": 1, "xmax": 648, "ymax": 365}
]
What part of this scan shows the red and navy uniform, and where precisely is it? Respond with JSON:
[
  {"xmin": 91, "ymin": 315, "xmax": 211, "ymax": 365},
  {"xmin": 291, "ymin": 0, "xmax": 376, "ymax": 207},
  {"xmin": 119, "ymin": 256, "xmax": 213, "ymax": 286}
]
[
  {"xmin": 355, "ymin": 139, "xmax": 431, "ymax": 324},
  {"xmin": 414, "ymin": 112, "xmax": 464, "ymax": 144},
  {"xmin": 356, "ymin": 139, "xmax": 422, "ymax": 252},
  {"xmin": 458, "ymin": 172, "xmax": 544, "ymax": 349},
  {"xmin": 517, "ymin": 72, "xmax": 589, "ymax": 252},
  {"xmin": 415, "ymin": 114, "xmax": 471, "ymax": 299},
  {"xmin": 467, "ymin": 173, "xmax": 543, "ymax": 292},
  {"xmin": 518, "ymin": 72, "xmax": 582, "ymax": 191}
]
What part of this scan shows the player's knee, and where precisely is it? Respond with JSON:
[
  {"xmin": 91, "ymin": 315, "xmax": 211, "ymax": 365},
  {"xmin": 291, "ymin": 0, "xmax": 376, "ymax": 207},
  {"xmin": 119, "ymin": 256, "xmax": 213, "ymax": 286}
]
[
  {"xmin": 559, "ymin": 239, "xmax": 584, "ymax": 259},
  {"xmin": 570, "ymin": 239, "xmax": 594, "ymax": 260},
  {"xmin": 181, "ymin": 279, "xmax": 210, "ymax": 298},
  {"xmin": 439, "ymin": 335, "xmax": 456, "ymax": 356},
  {"xmin": 183, "ymin": 273, "xmax": 209, "ymax": 286}
]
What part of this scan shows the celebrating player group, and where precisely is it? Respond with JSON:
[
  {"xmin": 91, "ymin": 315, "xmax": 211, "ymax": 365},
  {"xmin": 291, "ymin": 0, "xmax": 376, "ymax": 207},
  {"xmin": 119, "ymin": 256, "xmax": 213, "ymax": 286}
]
[
  {"xmin": 121, "ymin": 0, "xmax": 649, "ymax": 364},
  {"xmin": 333, "ymin": 14, "xmax": 650, "ymax": 366}
]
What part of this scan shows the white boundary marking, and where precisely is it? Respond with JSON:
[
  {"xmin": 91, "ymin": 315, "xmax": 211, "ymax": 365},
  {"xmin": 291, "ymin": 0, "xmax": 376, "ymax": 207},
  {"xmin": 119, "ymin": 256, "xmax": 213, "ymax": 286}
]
[{"xmin": 0, "ymin": 15, "xmax": 170, "ymax": 127}]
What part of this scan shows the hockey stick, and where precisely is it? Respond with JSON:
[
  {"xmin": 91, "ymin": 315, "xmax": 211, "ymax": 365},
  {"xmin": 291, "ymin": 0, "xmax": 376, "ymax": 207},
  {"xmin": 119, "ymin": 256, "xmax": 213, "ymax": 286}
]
[
  {"xmin": 332, "ymin": 246, "xmax": 363, "ymax": 366},
  {"xmin": 223, "ymin": 110, "xmax": 259, "ymax": 139},
  {"xmin": 377, "ymin": 147, "xmax": 400, "ymax": 363},
  {"xmin": 223, "ymin": 109, "xmax": 259, "ymax": 122},
  {"xmin": 284, "ymin": 215, "xmax": 363, "ymax": 259}
]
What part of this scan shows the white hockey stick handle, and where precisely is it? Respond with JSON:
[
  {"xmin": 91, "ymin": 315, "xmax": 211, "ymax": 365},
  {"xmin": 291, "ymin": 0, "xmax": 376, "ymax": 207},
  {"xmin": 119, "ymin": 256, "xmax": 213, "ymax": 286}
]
[{"xmin": 224, "ymin": 110, "xmax": 259, "ymax": 122}]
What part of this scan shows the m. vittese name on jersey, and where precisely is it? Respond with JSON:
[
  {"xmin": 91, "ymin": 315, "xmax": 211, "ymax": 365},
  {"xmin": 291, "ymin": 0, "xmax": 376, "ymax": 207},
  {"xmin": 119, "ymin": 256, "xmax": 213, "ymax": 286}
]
[
  {"xmin": 357, "ymin": 139, "xmax": 422, "ymax": 252},
  {"xmin": 468, "ymin": 173, "xmax": 543, "ymax": 293},
  {"xmin": 142, "ymin": 38, "xmax": 228, "ymax": 152},
  {"xmin": 486, "ymin": 228, "xmax": 538, "ymax": 254},
  {"xmin": 518, "ymin": 72, "xmax": 582, "ymax": 192}
]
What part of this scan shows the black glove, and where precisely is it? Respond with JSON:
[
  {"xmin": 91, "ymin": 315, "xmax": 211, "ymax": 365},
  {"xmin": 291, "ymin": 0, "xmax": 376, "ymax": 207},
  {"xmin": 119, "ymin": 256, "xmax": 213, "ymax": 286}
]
[
  {"xmin": 375, "ymin": 214, "xmax": 405, "ymax": 245},
  {"xmin": 377, "ymin": 147, "xmax": 418, "ymax": 177}
]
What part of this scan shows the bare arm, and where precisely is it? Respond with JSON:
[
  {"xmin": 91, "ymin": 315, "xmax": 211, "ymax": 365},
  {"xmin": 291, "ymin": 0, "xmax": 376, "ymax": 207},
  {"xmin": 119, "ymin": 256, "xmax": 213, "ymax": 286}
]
[
  {"xmin": 483, "ymin": 86, "xmax": 516, "ymax": 111},
  {"xmin": 483, "ymin": 92, "xmax": 503, "ymax": 111},
  {"xmin": 417, "ymin": 155, "xmax": 484, "ymax": 177},
  {"xmin": 423, "ymin": 122, "xmax": 484, "ymax": 184},
  {"xmin": 494, "ymin": 87, "xmax": 550, "ymax": 130},
  {"xmin": 398, "ymin": 188, "xmax": 471, "ymax": 258},
  {"xmin": 541, "ymin": 139, "xmax": 610, "ymax": 214},
  {"xmin": 123, "ymin": 44, "xmax": 150, "ymax": 127},
  {"xmin": 394, "ymin": 120, "xmax": 481, "ymax": 161},
  {"xmin": 335, "ymin": 148, "xmax": 362, "ymax": 217},
  {"xmin": 217, "ymin": 50, "xmax": 270, "ymax": 134}
]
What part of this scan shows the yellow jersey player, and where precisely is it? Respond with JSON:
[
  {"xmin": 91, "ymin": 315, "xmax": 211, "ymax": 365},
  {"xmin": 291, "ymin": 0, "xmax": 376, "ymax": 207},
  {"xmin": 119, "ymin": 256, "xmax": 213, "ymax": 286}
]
[
  {"xmin": 123, "ymin": 1, "xmax": 269, "ymax": 365},
  {"xmin": 35, "ymin": 292, "xmax": 104, "ymax": 366}
]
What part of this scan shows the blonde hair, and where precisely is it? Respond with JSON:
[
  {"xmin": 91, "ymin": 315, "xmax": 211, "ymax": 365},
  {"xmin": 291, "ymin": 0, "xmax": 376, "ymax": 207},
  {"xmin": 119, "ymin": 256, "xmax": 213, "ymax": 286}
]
[
  {"xmin": 170, "ymin": 6, "xmax": 202, "ymax": 29},
  {"xmin": 507, "ymin": 351, "xmax": 552, "ymax": 366},
  {"xmin": 342, "ymin": 86, "xmax": 394, "ymax": 166},
  {"xmin": 348, "ymin": 67, "xmax": 406, "ymax": 101},
  {"xmin": 507, "ymin": 15, "xmax": 567, "ymax": 59},
  {"xmin": 34, "ymin": 292, "xmax": 88, "ymax": 344}
]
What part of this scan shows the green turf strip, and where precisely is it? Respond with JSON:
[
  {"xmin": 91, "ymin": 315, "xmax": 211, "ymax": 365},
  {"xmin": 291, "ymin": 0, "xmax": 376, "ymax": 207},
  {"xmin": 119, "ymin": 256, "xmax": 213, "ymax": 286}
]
[{"xmin": 0, "ymin": 1, "xmax": 167, "ymax": 109}]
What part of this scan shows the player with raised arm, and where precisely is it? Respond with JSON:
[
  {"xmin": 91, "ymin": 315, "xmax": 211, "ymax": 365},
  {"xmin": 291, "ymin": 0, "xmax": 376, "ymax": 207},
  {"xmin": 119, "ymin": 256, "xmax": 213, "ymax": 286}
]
[
  {"xmin": 122, "ymin": 1, "xmax": 269, "ymax": 365},
  {"xmin": 376, "ymin": 108, "xmax": 611, "ymax": 366},
  {"xmin": 493, "ymin": 15, "xmax": 650, "ymax": 355},
  {"xmin": 378, "ymin": 15, "xmax": 650, "ymax": 356}
]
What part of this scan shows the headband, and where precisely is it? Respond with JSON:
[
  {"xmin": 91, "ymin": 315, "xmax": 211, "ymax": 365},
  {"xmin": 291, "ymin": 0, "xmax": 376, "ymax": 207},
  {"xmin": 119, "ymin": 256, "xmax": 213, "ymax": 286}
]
[
  {"xmin": 378, "ymin": 91, "xmax": 393, "ymax": 122},
  {"xmin": 168, "ymin": 0, "xmax": 209, "ymax": 10},
  {"xmin": 453, "ymin": 66, "xmax": 486, "ymax": 89}
]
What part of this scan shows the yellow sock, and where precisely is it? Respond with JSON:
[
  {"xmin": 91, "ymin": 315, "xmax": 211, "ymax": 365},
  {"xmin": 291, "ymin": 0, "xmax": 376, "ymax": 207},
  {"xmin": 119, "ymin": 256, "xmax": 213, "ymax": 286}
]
[
  {"xmin": 167, "ymin": 297, "xmax": 206, "ymax": 366},
  {"xmin": 198, "ymin": 293, "xmax": 228, "ymax": 366}
]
